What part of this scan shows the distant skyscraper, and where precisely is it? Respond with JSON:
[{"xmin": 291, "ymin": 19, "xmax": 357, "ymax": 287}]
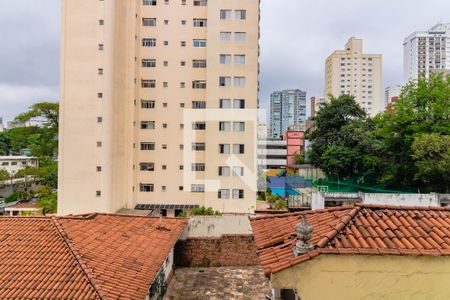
[
  {"xmin": 269, "ymin": 89, "xmax": 307, "ymax": 139},
  {"xmin": 325, "ymin": 37, "xmax": 383, "ymax": 116},
  {"xmin": 404, "ymin": 23, "xmax": 450, "ymax": 83},
  {"xmin": 385, "ymin": 85, "xmax": 402, "ymax": 108},
  {"xmin": 310, "ymin": 96, "xmax": 326, "ymax": 118},
  {"xmin": 0, "ymin": 117, "xmax": 4, "ymax": 133}
]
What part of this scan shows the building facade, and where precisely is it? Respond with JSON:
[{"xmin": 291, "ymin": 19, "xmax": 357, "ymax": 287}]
[
  {"xmin": 269, "ymin": 89, "xmax": 307, "ymax": 139},
  {"xmin": 385, "ymin": 85, "xmax": 402, "ymax": 108},
  {"xmin": 283, "ymin": 130, "xmax": 304, "ymax": 165},
  {"xmin": 325, "ymin": 38, "xmax": 383, "ymax": 116},
  {"xmin": 404, "ymin": 23, "xmax": 450, "ymax": 83},
  {"xmin": 310, "ymin": 96, "xmax": 326, "ymax": 118},
  {"xmin": 59, "ymin": 0, "xmax": 260, "ymax": 216},
  {"xmin": 0, "ymin": 156, "xmax": 38, "ymax": 176},
  {"xmin": 257, "ymin": 140, "xmax": 287, "ymax": 170},
  {"xmin": 257, "ymin": 123, "xmax": 267, "ymax": 139}
]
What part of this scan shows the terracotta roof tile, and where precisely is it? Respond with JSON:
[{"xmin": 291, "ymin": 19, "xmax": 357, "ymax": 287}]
[
  {"xmin": 0, "ymin": 214, "xmax": 187, "ymax": 299},
  {"xmin": 251, "ymin": 204, "xmax": 450, "ymax": 276}
]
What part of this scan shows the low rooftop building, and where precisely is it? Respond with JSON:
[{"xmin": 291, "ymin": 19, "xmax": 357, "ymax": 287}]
[
  {"xmin": 251, "ymin": 204, "xmax": 450, "ymax": 300},
  {"xmin": 4, "ymin": 201, "xmax": 43, "ymax": 216},
  {"xmin": 0, "ymin": 214, "xmax": 187, "ymax": 299}
]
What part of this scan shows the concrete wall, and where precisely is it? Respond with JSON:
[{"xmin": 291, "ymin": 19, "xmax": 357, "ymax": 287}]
[
  {"xmin": 271, "ymin": 255, "xmax": 450, "ymax": 300},
  {"xmin": 182, "ymin": 215, "xmax": 252, "ymax": 238}
]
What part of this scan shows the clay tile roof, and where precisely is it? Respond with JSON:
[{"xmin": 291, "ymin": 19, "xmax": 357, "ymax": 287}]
[
  {"xmin": 5, "ymin": 202, "xmax": 41, "ymax": 209},
  {"xmin": 0, "ymin": 214, "xmax": 188, "ymax": 299},
  {"xmin": 250, "ymin": 204, "xmax": 450, "ymax": 276}
]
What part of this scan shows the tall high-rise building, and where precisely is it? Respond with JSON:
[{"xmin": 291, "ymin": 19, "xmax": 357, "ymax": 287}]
[
  {"xmin": 403, "ymin": 23, "xmax": 450, "ymax": 83},
  {"xmin": 310, "ymin": 96, "xmax": 326, "ymax": 118},
  {"xmin": 59, "ymin": 0, "xmax": 260, "ymax": 216},
  {"xmin": 269, "ymin": 89, "xmax": 307, "ymax": 139},
  {"xmin": 325, "ymin": 37, "xmax": 383, "ymax": 116},
  {"xmin": 0, "ymin": 118, "xmax": 4, "ymax": 133},
  {"xmin": 385, "ymin": 85, "xmax": 402, "ymax": 108}
]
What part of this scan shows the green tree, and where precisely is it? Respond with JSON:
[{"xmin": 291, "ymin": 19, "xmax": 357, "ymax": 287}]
[
  {"xmin": 0, "ymin": 169, "xmax": 9, "ymax": 181},
  {"xmin": 38, "ymin": 192, "xmax": 58, "ymax": 214},
  {"xmin": 292, "ymin": 151, "xmax": 305, "ymax": 165},
  {"xmin": 14, "ymin": 102, "xmax": 59, "ymax": 130}
]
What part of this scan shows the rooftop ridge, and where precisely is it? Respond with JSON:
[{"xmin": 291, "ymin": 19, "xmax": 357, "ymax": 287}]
[
  {"xmin": 251, "ymin": 206, "xmax": 356, "ymax": 221},
  {"xmin": 51, "ymin": 217, "xmax": 107, "ymax": 299},
  {"xmin": 355, "ymin": 203, "xmax": 450, "ymax": 211},
  {"xmin": 59, "ymin": 212, "xmax": 187, "ymax": 221}
]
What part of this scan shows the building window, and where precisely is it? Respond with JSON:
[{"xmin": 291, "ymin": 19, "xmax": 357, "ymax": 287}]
[
  {"xmin": 193, "ymin": 18, "xmax": 207, "ymax": 27},
  {"xmin": 191, "ymin": 184, "xmax": 205, "ymax": 193},
  {"xmin": 233, "ymin": 122, "xmax": 245, "ymax": 132},
  {"xmin": 96, "ymin": 191, "xmax": 101, "ymax": 197},
  {"xmin": 179, "ymin": 186, "xmax": 184, "ymax": 191},
  {"xmin": 218, "ymin": 189, "xmax": 230, "ymax": 199},
  {"xmin": 235, "ymin": 10, "xmax": 246, "ymax": 20},
  {"xmin": 162, "ymin": 186, "xmax": 167, "ymax": 192},
  {"xmin": 192, "ymin": 81, "xmax": 206, "ymax": 89},
  {"xmin": 232, "ymin": 189, "xmax": 244, "ymax": 199},
  {"xmin": 180, "ymin": 82, "xmax": 186, "ymax": 88},
  {"xmin": 97, "ymin": 93, "xmax": 103, "ymax": 99},
  {"xmin": 96, "ymin": 166, "xmax": 102, "ymax": 172},
  {"xmin": 97, "ymin": 117, "xmax": 103, "ymax": 123},
  {"xmin": 220, "ymin": 32, "xmax": 231, "ymax": 41},
  {"xmin": 181, "ymin": 20, "xmax": 186, "ymax": 25},
  {"xmin": 218, "ymin": 166, "xmax": 230, "ymax": 176},
  {"xmin": 192, "ymin": 122, "xmax": 206, "ymax": 130},
  {"xmin": 142, "ymin": 18, "xmax": 156, "ymax": 26},
  {"xmin": 162, "ymin": 144, "xmax": 167, "ymax": 149},
  {"xmin": 192, "ymin": 101, "xmax": 206, "ymax": 109},
  {"xmin": 180, "ymin": 103, "xmax": 185, "ymax": 108},
  {"xmin": 142, "ymin": 80, "xmax": 156, "ymax": 88},
  {"xmin": 98, "ymin": 44, "xmax": 104, "ymax": 51},
  {"xmin": 179, "ymin": 165, "xmax": 184, "ymax": 170},
  {"xmin": 164, "ymin": 20, "xmax": 169, "ymax": 25},
  {"xmin": 98, "ymin": 68, "xmax": 103, "ymax": 75},
  {"xmin": 219, "ymin": 76, "xmax": 231, "ymax": 87},
  {"xmin": 233, "ymin": 166, "xmax": 244, "ymax": 176},
  {"xmin": 140, "ymin": 184, "xmax": 154, "ymax": 192},
  {"xmin": 193, "ymin": 39, "xmax": 207, "ymax": 47},
  {"xmin": 193, "ymin": 0, "xmax": 207, "ymax": 6},
  {"xmin": 99, "ymin": 20, "xmax": 104, "ymax": 25},
  {"xmin": 234, "ymin": 32, "xmax": 246, "ymax": 41},
  {"xmin": 234, "ymin": 77, "xmax": 246, "ymax": 87},
  {"xmin": 142, "ymin": 38, "xmax": 156, "ymax": 47},
  {"xmin": 193, "ymin": 59, "xmax": 207, "ymax": 68},
  {"xmin": 219, "ymin": 99, "xmax": 231, "ymax": 108},
  {"xmin": 192, "ymin": 163, "xmax": 205, "ymax": 171},
  {"xmin": 192, "ymin": 143, "xmax": 205, "ymax": 151},
  {"xmin": 219, "ymin": 122, "xmax": 231, "ymax": 132},
  {"xmin": 163, "ymin": 82, "xmax": 168, "ymax": 87},
  {"xmin": 219, "ymin": 54, "xmax": 231, "ymax": 64},
  {"xmin": 162, "ymin": 123, "xmax": 168, "ymax": 128},
  {"xmin": 220, "ymin": 9, "xmax": 232, "ymax": 20},
  {"xmin": 164, "ymin": 41, "xmax": 169, "ymax": 46},
  {"xmin": 141, "ymin": 100, "xmax": 155, "ymax": 109},
  {"xmin": 219, "ymin": 144, "xmax": 230, "ymax": 154},
  {"xmin": 233, "ymin": 144, "xmax": 245, "ymax": 154},
  {"xmin": 164, "ymin": 0, "xmax": 169, "ymax": 4},
  {"xmin": 234, "ymin": 55, "xmax": 245, "ymax": 64},
  {"xmin": 143, "ymin": 0, "xmax": 157, "ymax": 5},
  {"xmin": 97, "ymin": 141, "xmax": 102, "ymax": 147},
  {"xmin": 142, "ymin": 59, "xmax": 156, "ymax": 68},
  {"xmin": 162, "ymin": 165, "xmax": 167, "ymax": 170},
  {"xmin": 141, "ymin": 121, "xmax": 155, "ymax": 129},
  {"xmin": 141, "ymin": 142, "xmax": 155, "ymax": 150},
  {"xmin": 234, "ymin": 99, "xmax": 245, "ymax": 109},
  {"xmin": 140, "ymin": 163, "xmax": 155, "ymax": 171}
]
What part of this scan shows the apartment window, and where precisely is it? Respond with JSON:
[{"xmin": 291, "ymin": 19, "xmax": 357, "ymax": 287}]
[
  {"xmin": 233, "ymin": 122, "xmax": 245, "ymax": 132},
  {"xmin": 192, "ymin": 163, "xmax": 205, "ymax": 171},
  {"xmin": 142, "ymin": 38, "xmax": 156, "ymax": 47},
  {"xmin": 164, "ymin": 41, "xmax": 169, "ymax": 46},
  {"xmin": 180, "ymin": 103, "xmax": 185, "ymax": 108},
  {"xmin": 97, "ymin": 93, "xmax": 103, "ymax": 99},
  {"xmin": 98, "ymin": 44, "xmax": 104, "ymax": 51},
  {"xmin": 162, "ymin": 123, "xmax": 168, "ymax": 128},
  {"xmin": 219, "ymin": 76, "xmax": 231, "ymax": 87},
  {"xmin": 192, "ymin": 100, "xmax": 206, "ymax": 109},
  {"xmin": 193, "ymin": 18, "xmax": 207, "ymax": 27},
  {"xmin": 233, "ymin": 144, "xmax": 245, "ymax": 154},
  {"xmin": 219, "ymin": 144, "xmax": 230, "ymax": 154},
  {"xmin": 163, "ymin": 61, "xmax": 168, "ymax": 67},
  {"xmin": 97, "ymin": 117, "xmax": 103, "ymax": 123},
  {"xmin": 98, "ymin": 68, "xmax": 103, "ymax": 75},
  {"xmin": 163, "ymin": 82, "xmax": 168, "ymax": 87},
  {"xmin": 233, "ymin": 166, "xmax": 244, "ymax": 176},
  {"xmin": 220, "ymin": 32, "xmax": 231, "ymax": 41},
  {"xmin": 142, "ymin": 59, "xmax": 156, "ymax": 68},
  {"xmin": 179, "ymin": 186, "xmax": 184, "ymax": 191},
  {"xmin": 220, "ymin": 9, "xmax": 232, "ymax": 20},
  {"xmin": 180, "ymin": 82, "xmax": 186, "ymax": 88},
  {"xmin": 193, "ymin": 0, "xmax": 207, "ymax": 6},
  {"xmin": 220, "ymin": 54, "xmax": 231, "ymax": 64},
  {"xmin": 235, "ymin": 10, "xmax": 246, "ymax": 20},
  {"xmin": 164, "ymin": 0, "xmax": 169, "ymax": 4},
  {"xmin": 164, "ymin": 20, "xmax": 169, "ymax": 25},
  {"xmin": 219, "ymin": 99, "xmax": 231, "ymax": 108},
  {"xmin": 180, "ymin": 61, "xmax": 186, "ymax": 66},
  {"xmin": 140, "ymin": 184, "xmax": 154, "ymax": 192},
  {"xmin": 192, "ymin": 81, "xmax": 206, "ymax": 89},
  {"xmin": 140, "ymin": 163, "xmax": 155, "ymax": 171},
  {"xmin": 99, "ymin": 20, "xmax": 104, "ymax": 25},
  {"xmin": 143, "ymin": 18, "xmax": 156, "ymax": 26},
  {"xmin": 141, "ymin": 100, "xmax": 155, "ymax": 109},
  {"xmin": 97, "ymin": 141, "xmax": 102, "ymax": 147},
  {"xmin": 162, "ymin": 165, "xmax": 167, "ymax": 170},
  {"xmin": 192, "ymin": 143, "xmax": 206, "ymax": 151},
  {"xmin": 218, "ymin": 166, "xmax": 230, "ymax": 176},
  {"xmin": 141, "ymin": 121, "xmax": 155, "ymax": 129},
  {"xmin": 180, "ymin": 124, "xmax": 184, "ymax": 129},
  {"xmin": 234, "ymin": 99, "xmax": 245, "ymax": 109},
  {"xmin": 181, "ymin": 20, "xmax": 186, "ymax": 25},
  {"xmin": 162, "ymin": 186, "xmax": 167, "ymax": 192},
  {"xmin": 142, "ymin": 80, "xmax": 156, "ymax": 88},
  {"xmin": 234, "ymin": 55, "xmax": 245, "ymax": 64},
  {"xmin": 191, "ymin": 184, "xmax": 205, "ymax": 193},
  {"xmin": 219, "ymin": 121, "xmax": 231, "ymax": 132},
  {"xmin": 141, "ymin": 142, "xmax": 155, "ymax": 150},
  {"xmin": 232, "ymin": 189, "xmax": 244, "ymax": 199},
  {"xmin": 143, "ymin": 0, "xmax": 157, "ymax": 5},
  {"xmin": 193, "ymin": 59, "xmax": 207, "ymax": 68},
  {"xmin": 192, "ymin": 122, "xmax": 206, "ymax": 130},
  {"xmin": 234, "ymin": 32, "xmax": 246, "ymax": 41},
  {"xmin": 179, "ymin": 144, "xmax": 184, "ymax": 150},
  {"xmin": 218, "ymin": 189, "xmax": 230, "ymax": 199},
  {"xmin": 96, "ymin": 166, "xmax": 102, "ymax": 172},
  {"xmin": 179, "ymin": 165, "xmax": 184, "ymax": 170},
  {"xmin": 193, "ymin": 39, "xmax": 207, "ymax": 47},
  {"xmin": 234, "ymin": 77, "xmax": 246, "ymax": 87},
  {"xmin": 162, "ymin": 144, "xmax": 167, "ymax": 149},
  {"xmin": 181, "ymin": 41, "xmax": 186, "ymax": 47},
  {"xmin": 96, "ymin": 191, "xmax": 101, "ymax": 197}
]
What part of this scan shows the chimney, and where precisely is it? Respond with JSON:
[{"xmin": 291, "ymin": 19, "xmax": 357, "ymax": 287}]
[{"xmin": 293, "ymin": 213, "xmax": 314, "ymax": 256}]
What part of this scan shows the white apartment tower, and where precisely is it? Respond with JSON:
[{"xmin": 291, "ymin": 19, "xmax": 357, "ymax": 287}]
[
  {"xmin": 404, "ymin": 23, "xmax": 450, "ymax": 83},
  {"xmin": 325, "ymin": 38, "xmax": 383, "ymax": 116},
  {"xmin": 59, "ymin": 0, "xmax": 260, "ymax": 216}
]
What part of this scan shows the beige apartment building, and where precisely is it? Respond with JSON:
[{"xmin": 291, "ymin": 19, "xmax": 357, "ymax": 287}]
[
  {"xmin": 59, "ymin": 0, "xmax": 260, "ymax": 216},
  {"xmin": 325, "ymin": 38, "xmax": 383, "ymax": 116}
]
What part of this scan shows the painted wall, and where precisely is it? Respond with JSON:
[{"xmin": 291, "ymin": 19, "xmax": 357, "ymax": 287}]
[{"xmin": 271, "ymin": 255, "xmax": 450, "ymax": 300}]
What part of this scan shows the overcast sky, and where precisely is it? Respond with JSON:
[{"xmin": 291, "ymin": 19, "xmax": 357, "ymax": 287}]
[{"xmin": 0, "ymin": 0, "xmax": 449, "ymax": 123}]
